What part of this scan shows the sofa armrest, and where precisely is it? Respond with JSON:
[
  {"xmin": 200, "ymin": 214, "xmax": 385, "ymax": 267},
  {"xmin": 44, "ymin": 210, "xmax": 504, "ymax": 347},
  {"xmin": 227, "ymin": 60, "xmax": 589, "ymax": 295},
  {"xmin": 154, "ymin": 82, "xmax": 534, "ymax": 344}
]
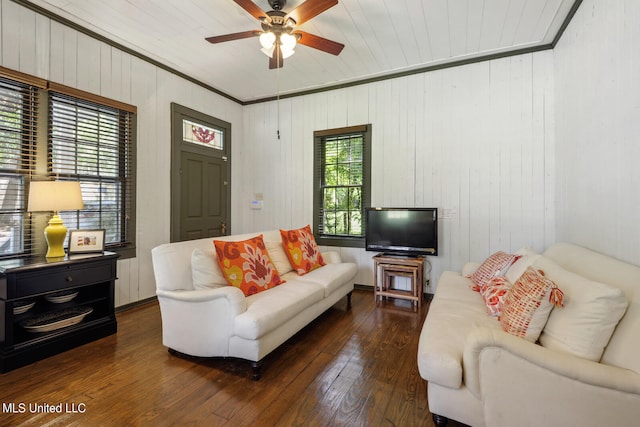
[
  {"xmin": 155, "ymin": 286, "xmax": 247, "ymax": 357},
  {"xmin": 321, "ymin": 251, "xmax": 342, "ymax": 264},
  {"xmin": 157, "ymin": 286, "xmax": 245, "ymax": 309},
  {"xmin": 463, "ymin": 326, "xmax": 640, "ymax": 425}
]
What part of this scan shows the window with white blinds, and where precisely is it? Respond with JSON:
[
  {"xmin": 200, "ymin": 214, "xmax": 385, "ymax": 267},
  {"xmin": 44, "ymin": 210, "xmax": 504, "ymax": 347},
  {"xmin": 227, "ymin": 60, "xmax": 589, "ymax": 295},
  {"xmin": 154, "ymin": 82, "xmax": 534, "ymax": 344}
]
[
  {"xmin": 49, "ymin": 92, "xmax": 135, "ymax": 251},
  {"xmin": 0, "ymin": 77, "xmax": 38, "ymax": 257}
]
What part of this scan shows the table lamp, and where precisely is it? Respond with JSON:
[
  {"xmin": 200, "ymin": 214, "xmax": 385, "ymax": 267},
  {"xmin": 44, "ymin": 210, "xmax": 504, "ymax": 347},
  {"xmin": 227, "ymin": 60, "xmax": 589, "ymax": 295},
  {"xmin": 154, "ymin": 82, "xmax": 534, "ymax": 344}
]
[{"xmin": 28, "ymin": 181, "xmax": 84, "ymax": 258}]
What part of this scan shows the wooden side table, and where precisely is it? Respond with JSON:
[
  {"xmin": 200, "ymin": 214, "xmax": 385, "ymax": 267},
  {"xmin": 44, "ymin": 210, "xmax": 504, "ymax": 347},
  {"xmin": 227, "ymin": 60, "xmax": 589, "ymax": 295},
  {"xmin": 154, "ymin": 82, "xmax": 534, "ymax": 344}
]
[{"xmin": 373, "ymin": 254, "xmax": 425, "ymax": 309}]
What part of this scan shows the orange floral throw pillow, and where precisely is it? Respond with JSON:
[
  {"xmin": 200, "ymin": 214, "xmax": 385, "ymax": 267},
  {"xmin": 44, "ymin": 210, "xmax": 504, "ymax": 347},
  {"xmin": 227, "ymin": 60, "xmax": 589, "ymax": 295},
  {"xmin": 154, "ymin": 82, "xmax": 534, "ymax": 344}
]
[
  {"xmin": 480, "ymin": 276, "xmax": 512, "ymax": 317},
  {"xmin": 213, "ymin": 235, "xmax": 285, "ymax": 296},
  {"xmin": 280, "ymin": 225, "xmax": 326, "ymax": 275}
]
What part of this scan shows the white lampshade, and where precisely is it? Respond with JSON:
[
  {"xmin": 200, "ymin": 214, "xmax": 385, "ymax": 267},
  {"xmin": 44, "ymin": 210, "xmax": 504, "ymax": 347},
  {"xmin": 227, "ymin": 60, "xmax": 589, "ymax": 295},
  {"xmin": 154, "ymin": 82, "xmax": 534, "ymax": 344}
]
[
  {"xmin": 259, "ymin": 31, "xmax": 276, "ymax": 49},
  {"xmin": 281, "ymin": 45, "xmax": 295, "ymax": 59},
  {"xmin": 280, "ymin": 33, "xmax": 296, "ymax": 58},
  {"xmin": 28, "ymin": 181, "xmax": 84, "ymax": 212},
  {"xmin": 280, "ymin": 33, "xmax": 296, "ymax": 50},
  {"xmin": 261, "ymin": 45, "xmax": 276, "ymax": 58}
]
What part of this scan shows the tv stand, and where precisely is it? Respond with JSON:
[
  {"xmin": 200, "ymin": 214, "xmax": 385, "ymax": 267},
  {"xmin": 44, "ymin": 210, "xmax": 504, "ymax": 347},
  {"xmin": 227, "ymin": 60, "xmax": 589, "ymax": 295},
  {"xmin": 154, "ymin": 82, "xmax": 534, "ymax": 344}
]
[{"xmin": 373, "ymin": 254, "xmax": 425, "ymax": 309}]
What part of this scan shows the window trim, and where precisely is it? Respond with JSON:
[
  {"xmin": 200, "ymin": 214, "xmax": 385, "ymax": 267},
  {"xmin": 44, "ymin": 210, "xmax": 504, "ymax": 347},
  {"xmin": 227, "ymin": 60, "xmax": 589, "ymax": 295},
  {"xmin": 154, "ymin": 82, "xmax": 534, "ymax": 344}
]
[{"xmin": 313, "ymin": 124, "xmax": 371, "ymax": 248}]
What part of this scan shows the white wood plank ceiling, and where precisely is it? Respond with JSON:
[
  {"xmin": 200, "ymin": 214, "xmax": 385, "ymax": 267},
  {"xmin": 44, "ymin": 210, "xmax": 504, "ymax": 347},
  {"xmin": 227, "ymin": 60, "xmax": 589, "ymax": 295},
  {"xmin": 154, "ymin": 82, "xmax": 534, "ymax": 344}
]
[{"xmin": 22, "ymin": 0, "xmax": 579, "ymax": 103}]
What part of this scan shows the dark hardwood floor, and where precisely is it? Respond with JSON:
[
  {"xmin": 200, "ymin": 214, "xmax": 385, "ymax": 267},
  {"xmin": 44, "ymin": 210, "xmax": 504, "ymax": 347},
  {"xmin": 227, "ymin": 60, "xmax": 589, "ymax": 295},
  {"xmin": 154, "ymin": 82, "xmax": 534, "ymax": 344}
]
[{"xmin": 0, "ymin": 289, "xmax": 466, "ymax": 426}]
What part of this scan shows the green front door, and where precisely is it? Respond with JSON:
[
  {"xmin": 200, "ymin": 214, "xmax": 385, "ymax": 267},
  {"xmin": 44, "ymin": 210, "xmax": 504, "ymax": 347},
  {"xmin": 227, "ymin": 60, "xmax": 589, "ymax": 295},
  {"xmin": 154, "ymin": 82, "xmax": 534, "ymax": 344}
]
[
  {"xmin": 171, "ymin": 104, "xmax": 231, "ymax": 242},
  {"xmin": 179, "ymin": 151, "xmax": 227, "ymax": 240}
]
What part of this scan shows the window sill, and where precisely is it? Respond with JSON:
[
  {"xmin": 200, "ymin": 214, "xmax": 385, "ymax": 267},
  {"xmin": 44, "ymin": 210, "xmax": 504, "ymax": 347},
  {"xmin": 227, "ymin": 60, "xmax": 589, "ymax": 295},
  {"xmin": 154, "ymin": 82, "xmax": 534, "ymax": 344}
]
[{"xmin": 316, "ymin": 236, "xmax": 364, "ymax": 249}]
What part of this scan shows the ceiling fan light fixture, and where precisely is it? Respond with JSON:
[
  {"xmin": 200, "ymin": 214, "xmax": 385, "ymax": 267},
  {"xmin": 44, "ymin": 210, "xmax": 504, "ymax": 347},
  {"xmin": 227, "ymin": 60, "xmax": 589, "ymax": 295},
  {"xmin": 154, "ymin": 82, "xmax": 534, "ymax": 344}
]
[
  {"xmin": 206, "ymin": 0, "xmax": 344, "ymax": 69},
  {"xmin": 280, "ymin": 32, "xmax": 297, "ymax": 49},
  {"xmin": 259, "ymin": 31, "xmax": 276, "ymax": 49}
]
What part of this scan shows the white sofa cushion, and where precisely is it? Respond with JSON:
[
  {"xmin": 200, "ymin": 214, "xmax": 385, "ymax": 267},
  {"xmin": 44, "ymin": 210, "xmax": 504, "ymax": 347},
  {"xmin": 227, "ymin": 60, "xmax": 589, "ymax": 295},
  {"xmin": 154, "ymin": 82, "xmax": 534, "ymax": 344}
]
[
  {"xmin": 233, "ymin": 280, "xmax": 324, "ymax": 340},
  {"xmin": 505, "ymin": 248, "xmax": 541, "ymax": 284},
  {"xmin": 543, "ymin": 242, "xmax": 640, "ymax": 373},
  {"xmin": 264, "ymin": 239, "xmax": 294, "ymax": 276},
  {"xmin": 191, "ymin": 248, "xmax": 227, "ymax": 290},
  {"xmin": 282, "ymin": 262, "xmax": 357, "ymax": 298},
  {"xmin": 535, "ymin": 256, "xmax": 628, "ymax": 361}
]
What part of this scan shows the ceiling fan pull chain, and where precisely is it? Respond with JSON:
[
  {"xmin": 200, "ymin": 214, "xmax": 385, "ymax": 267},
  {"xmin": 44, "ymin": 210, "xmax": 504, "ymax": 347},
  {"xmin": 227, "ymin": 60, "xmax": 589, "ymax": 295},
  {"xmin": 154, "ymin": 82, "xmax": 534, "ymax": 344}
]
[{"xmin": 277, "ymin": 46, "xmax": 281, "ymax": 140}]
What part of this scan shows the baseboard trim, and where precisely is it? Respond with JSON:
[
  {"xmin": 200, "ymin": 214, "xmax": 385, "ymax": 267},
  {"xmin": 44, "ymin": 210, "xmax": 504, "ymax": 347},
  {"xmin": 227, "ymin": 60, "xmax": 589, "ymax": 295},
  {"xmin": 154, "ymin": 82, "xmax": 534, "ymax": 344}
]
[
  {"xmin": 115, "ymin": 296, "xmax": 158, "ymax": 313},
  {"xmin": 355, "ymin": 283, "xmax": 434, "ymax": 300}
]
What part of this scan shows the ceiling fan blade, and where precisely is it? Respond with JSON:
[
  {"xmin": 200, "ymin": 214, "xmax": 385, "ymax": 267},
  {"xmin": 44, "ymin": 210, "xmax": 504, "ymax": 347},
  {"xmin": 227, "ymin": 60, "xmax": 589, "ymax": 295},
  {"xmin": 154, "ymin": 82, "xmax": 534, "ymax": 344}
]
[
  {"xmin": 269, "ymin": 45, "xmax": 284, "ymax": 69},
  {"xmin": 295, "ymin": 31, "xmax": 344, "ymax": 55},
  {"xmin": 286, "ymin": 0, "xmax": 338, "ymax": 26},
  {"xmin": 205, "ymin": 30, "xmax": 260, "ymax": 44},
  {"xmin": 233, "ymin": 0, "xmax": 267, "ymax": 20}
]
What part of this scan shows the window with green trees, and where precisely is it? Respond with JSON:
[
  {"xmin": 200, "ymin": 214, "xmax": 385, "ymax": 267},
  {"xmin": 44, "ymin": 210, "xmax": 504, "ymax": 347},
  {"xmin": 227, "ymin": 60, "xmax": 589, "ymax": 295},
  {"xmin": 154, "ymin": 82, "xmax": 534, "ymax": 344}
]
[{"xmin": 313, "ymin": 125, "xmax": 371, "ymax": 248}]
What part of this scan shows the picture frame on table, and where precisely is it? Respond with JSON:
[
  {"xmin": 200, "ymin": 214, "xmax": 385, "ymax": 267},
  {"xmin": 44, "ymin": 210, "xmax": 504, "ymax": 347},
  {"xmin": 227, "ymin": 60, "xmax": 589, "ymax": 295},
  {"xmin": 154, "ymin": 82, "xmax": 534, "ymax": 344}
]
[{"xmin": 68, "ymin": 229, "xmax": 106, "ymax": 254}]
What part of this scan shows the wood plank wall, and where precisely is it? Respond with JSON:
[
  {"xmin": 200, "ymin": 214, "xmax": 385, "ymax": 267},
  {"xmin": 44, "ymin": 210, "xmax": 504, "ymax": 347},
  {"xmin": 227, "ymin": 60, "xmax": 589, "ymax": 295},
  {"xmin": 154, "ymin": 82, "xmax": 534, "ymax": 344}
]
[
  {"xmin": 0, "ymin": 0, "xmax": 244, "ymax": 307},
  {"xmin": 554, "ymin": 0, "xmax": 640, "ymax": 264},
  {"xmin": 0, "ymin": 0, "xmax": 559, "ymax": 303},
  {"xmin": 241, "ymin": 53, "xmax": 556, "ymax": 290}
]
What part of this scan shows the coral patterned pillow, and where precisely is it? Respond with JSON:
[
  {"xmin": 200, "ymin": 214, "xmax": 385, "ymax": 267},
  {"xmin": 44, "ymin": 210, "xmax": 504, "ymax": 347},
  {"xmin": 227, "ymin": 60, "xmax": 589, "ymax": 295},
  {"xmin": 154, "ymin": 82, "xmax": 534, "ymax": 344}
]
[
  {"xmin": 280, "ymin": 225, "xmax": 326, "ymax": 275},
  {"xmin": 500, "ymin": 267, "xmax": 564, "ymax": 342},
  {"xmin": 471, "ymin": 251, "xmax": 519, "ymax": 290},
  {"xmin": 480, "ymin": 277, "xmax": 512, "ymax": 317},
  {"xmin": 213, "ymin": 235, "xmax": 285, "ymax": 296}
]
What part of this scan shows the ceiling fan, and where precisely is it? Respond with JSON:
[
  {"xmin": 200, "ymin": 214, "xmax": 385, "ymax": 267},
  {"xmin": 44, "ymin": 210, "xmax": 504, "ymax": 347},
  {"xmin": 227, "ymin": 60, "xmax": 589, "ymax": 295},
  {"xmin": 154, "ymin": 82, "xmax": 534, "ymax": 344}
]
[{"xmin": 205, "ymin": 0, "xmax": 345, "ymax": 69}]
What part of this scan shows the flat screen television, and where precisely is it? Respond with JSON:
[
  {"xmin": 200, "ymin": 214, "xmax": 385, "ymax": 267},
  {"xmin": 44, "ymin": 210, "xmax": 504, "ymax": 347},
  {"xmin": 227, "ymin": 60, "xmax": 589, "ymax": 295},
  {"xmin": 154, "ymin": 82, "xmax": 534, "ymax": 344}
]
[{"xmin": 365, "ymin": 207, "xmax": 438, "ymax": 256}]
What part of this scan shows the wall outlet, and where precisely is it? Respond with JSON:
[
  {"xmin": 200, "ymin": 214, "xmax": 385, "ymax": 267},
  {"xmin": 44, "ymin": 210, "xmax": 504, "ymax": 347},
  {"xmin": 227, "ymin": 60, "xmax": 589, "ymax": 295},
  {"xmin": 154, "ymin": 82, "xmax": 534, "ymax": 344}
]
[{"xmin": 440, "ymin": 207, "xmax": 457, "ymax": 219}]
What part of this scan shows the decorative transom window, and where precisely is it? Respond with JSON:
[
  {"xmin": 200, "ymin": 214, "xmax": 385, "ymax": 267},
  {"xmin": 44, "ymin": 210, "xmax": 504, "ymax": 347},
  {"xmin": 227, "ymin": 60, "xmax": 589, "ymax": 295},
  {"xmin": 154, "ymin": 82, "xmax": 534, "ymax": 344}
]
[
  {"xmin": 313, "ymin": 125, "xmax": 371, "ymax": 248},
  {"xmin": 182, "ymin": 119, "xmax": 223, "ymax": 150}
]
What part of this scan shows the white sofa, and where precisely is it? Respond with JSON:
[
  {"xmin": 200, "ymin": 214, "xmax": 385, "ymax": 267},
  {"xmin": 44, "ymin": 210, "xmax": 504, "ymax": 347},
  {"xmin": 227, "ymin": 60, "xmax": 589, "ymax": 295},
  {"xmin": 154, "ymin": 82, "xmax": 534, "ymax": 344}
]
[
  {"xmin": 418, "ymin": 242, "xmax": 640, "ymax": 426},
  {"xmin": 151, "ymin": 230, "xmax": 357, "ymax": 379}
]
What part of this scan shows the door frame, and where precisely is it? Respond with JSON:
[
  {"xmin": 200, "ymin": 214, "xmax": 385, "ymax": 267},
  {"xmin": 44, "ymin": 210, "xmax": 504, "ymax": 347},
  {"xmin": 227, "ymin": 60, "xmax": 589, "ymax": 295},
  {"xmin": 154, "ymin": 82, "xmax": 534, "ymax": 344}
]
[{"xmin": 170, "ymin": 103, "xmax": 231, "ymax": 242}]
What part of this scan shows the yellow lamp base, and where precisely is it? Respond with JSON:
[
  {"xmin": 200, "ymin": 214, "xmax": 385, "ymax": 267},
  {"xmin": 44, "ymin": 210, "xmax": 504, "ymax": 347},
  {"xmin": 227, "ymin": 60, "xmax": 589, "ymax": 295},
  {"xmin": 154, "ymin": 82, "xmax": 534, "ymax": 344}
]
[{"xmin": 44, "ymin": 214, "xmax": 68, "ymax": 259}]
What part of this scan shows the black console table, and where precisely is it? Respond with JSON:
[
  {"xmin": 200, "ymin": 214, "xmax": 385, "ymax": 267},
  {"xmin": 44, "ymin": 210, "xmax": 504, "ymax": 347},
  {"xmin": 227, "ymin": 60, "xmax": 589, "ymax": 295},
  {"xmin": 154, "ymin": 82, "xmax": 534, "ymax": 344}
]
[{"xmin": 0, "ymin": 252, "xmax": 118, "ymax": 372}]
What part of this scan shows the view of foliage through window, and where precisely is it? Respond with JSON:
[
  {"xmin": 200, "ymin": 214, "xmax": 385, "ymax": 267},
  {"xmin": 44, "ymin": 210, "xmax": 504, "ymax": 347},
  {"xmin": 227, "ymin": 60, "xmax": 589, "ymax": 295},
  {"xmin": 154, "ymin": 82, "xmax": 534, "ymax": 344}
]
[{"xmin": 321, "ymin": 134, "xmax": 364, "ymax": 237}]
